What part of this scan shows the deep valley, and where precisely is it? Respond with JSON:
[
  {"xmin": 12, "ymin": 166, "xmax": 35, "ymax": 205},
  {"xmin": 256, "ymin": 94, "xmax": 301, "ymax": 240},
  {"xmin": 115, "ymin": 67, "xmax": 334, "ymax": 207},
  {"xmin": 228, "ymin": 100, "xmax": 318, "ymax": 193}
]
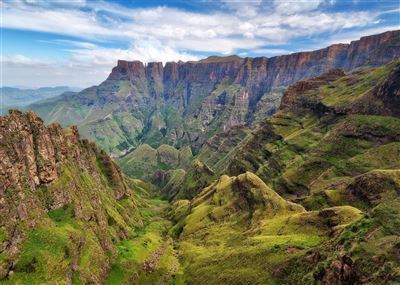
[{"xmin": 1, "ymin": 30, "xmax": 400, "ymax": 285}]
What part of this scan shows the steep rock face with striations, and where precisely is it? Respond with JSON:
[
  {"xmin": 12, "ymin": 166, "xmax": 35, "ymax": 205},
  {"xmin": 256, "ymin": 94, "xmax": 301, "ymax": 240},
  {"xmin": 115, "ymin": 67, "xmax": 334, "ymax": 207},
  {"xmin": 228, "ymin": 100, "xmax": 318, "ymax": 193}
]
[
  {"xmin": 0, "ymin": 110, "xmax": 128, "ymax": 199},
  {"xmin": 30, "ymin": 30, "xmax": 400, "ymax": 157},
  {"xmin": 0, "ymin": 110, "xmax": 143, "ymax": 284}
]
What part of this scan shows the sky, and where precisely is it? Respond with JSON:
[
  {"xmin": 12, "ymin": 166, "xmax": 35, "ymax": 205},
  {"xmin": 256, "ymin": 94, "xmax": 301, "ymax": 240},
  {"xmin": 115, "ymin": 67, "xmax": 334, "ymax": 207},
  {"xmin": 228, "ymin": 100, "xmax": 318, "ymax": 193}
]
[{"xmin": 1, "ymin": 0, "xmax": 399, "ymax": 88}]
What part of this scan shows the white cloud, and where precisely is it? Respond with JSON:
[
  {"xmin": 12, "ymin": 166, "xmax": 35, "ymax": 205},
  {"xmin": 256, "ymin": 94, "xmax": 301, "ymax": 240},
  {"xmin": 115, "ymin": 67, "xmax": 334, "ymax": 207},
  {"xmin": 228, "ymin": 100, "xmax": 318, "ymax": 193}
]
[
  {"xmin": 2, "ymin": 3, "xmax": 121, "ymax": 40},
  {"xmin": 1, "ymin": 0, "xmax": 395, "ymax": 87},
  {"xmin": 55, "ymin": 39, "xmax": 98, "ymax": 49},
  {"xmin": 67, "ymin": 40, "xmax": 199, "ymax": 67},
  {"xmin": 252, "ymin": 48, "xmax": 292, "ymax": 55},
  {"xmin": 1, "ymin": 41, "xmax": 200, "ymax": 87},
  {"xmin": 1, "ymin": 54, "xmax": 49, "ymax": 66},
  {"xmin": 2, "ymin": 0, "xmax": 381, "ymax": 53},
  {"xmin": 272, "ymin": 0, "xmax": 336, "ymax": 15},
  {"xmin": 2, "ymin": 54, "xmax": 108, "ymax": 88},
  {"xmin": 274, "ymin": 0, "xmax": 324, "ymax": 15},
  {"xmin": 219, "ymin": 0, "xmax": 263, "ymax": 18}
]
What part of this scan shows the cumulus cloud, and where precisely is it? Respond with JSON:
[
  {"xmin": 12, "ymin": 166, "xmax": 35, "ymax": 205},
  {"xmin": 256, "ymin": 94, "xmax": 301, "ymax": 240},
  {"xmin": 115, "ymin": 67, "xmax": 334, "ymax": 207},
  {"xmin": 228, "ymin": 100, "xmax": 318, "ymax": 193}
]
[
  {"xmin": 2, "ymin": 0, "xmax": 382, "ymax": 52},
  {"xmin": 2, "ymin": 54, "xmax": 109, "ymax": 87},
  {"xmin": 1, "ymin": 40, "xmax": 200, "ymax": 87},
  {"xmin": 1, "ymin": 0, "xmax": 395, "ymax": 87},
  {"xmin": 68, "ymin": 40, "xmax": 199, "ymax": 67},
  {"xmin": 274, "ymin": 0, "xmax": 326, "ymax": 15}
]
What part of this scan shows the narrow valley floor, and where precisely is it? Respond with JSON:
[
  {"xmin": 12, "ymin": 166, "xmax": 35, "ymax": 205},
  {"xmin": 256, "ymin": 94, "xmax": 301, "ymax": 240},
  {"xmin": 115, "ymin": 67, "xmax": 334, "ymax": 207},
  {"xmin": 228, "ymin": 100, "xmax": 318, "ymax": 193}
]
[{"xmin": 106, "ymin": 196, "xmax": 185, "ymax": 285}]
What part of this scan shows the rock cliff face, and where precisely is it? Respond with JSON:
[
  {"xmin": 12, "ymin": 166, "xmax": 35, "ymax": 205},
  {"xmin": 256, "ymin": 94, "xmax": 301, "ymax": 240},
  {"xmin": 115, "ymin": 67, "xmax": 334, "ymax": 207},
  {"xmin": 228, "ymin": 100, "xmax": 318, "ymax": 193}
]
[
  {"xmin": 0, "ymin": 110, "xmax": 127, "ymax": 197},
  {"xmin": 109, "ymin": 30, "xmax": 399, "ymax": 98},
  {"xmin": 30, "ymin": 30, "xmax": 400, "ymax": 155},
  {"xmin": 0, "ymin": 110, "xmax": 142, "ymax": 283}
]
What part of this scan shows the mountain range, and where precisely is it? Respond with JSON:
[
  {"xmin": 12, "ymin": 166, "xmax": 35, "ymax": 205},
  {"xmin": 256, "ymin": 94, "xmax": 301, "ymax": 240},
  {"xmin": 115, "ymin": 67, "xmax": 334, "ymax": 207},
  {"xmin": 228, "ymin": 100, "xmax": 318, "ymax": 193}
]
[
  {"xmin": 1, "ymin": 30, "xmax": 399, "ymax": 284},
  {"xmin": 29, "ymin": 30, "xmax": 400, "ymax": 156},
  {"xmin": 0, "ymin": 86, "xmax": 79, "ymax": 115}
]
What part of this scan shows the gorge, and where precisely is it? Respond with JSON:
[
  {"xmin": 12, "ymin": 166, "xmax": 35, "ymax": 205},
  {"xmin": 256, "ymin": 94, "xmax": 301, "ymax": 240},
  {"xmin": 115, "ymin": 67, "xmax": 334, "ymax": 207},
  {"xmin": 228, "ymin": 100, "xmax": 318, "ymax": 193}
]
[{"xmin": 1, "ymin": 30, "xmax": 400, "ymax": 284}]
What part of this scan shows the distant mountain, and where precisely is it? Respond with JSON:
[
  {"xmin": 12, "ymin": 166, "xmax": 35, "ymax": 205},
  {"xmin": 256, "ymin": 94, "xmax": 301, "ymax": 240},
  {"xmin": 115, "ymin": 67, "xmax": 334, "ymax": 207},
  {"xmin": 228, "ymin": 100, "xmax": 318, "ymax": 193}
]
[
  {"xmin": 0, "ymin": 86, "xmax": 80, "ymax": 114},
  {"xmin": 29, "ymin": 30, "xmax": 400, "ymax": 158}
]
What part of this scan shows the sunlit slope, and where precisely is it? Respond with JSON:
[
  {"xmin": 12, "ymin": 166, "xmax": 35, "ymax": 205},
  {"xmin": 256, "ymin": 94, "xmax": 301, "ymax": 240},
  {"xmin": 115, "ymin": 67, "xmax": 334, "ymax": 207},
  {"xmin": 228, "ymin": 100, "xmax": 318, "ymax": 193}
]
[{"xmin": 169, "ymin": 172, "xmax": 363, "ymax": 284}]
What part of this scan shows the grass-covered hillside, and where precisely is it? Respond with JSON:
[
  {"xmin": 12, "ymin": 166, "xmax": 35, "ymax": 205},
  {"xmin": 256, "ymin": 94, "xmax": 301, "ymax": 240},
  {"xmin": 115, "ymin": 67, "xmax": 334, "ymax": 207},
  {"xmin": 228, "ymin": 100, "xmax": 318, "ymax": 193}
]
[
  {"xmin": 225, "ymin": 62, "xmax": 400, "ymax": 207},
  {"xmin": 117, "ymin": 144, "xmax": 193, "ymax": 184},
  {"xmin": 168, "ymin": 172, "xmax": 363, "ymax": 284},
  {"xmin": 146, "ymin": 61, "xmax": 399, "ymax": 284}
]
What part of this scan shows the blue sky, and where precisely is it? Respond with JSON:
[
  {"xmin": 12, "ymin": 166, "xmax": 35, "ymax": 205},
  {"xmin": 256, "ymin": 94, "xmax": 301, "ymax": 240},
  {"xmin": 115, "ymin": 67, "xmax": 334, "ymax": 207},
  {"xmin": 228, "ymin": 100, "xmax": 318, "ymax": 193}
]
[{"xmin": 1, "ymin": 0, "xmax": 399, "ymax": 87}]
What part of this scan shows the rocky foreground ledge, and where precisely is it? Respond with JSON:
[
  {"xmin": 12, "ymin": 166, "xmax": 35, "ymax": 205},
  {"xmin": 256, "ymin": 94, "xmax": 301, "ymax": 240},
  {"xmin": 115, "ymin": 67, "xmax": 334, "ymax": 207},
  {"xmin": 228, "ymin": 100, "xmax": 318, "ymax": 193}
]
[{"xmin": 0, "ymin": 110, "xmax": 143, "ymax": 283}]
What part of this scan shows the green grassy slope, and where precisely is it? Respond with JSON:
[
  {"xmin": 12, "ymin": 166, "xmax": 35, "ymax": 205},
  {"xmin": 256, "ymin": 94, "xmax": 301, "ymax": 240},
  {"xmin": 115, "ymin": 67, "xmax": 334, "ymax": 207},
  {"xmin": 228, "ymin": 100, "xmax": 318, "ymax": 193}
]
[
  {"xmin": 155, "ymin": 62, "xmax": 400, "ymax": 284},
  {"xmin": 168, "ymin": 172, "xmax": 362, "ymax": 284},
  {"xmin": 106, "ymin": 194, "xmax": 185, "ymax": 285},
  {"xmin": 117, "ymin": 144, "xmax": 193, "ymax": 184},
  {"xmin": 225, "ymin": 62, "xmax": 400, "ymax": 206},
  {"xmin": 1, "ymin": 162, "xmax": 144, "ymax": 284}
]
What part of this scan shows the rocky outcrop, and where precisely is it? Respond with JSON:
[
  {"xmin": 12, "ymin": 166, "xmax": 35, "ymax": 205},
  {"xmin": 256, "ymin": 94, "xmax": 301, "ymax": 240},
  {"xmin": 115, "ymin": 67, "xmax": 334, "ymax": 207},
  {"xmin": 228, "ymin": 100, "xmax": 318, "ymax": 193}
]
[
  {"xmin": 1, "ymin": 110, "xmax": 77, "ymax": 191},
  {"xmin": 279, "ymin": 68, "xmax": 346, "ymax": 114},
  {"xmin": 350, "ymin": 62, "xmax": 400, "ymax": 116},
  {"xmin": 322, "ymin": 254, "xmax": 358, "ymax": 285},
  {"xmin": 347, "ymin": 170, "xmax": 400, "ymax": 207},
  {"xmin": 0, "ymin": 110, "xmax": 127, "ymax": 198},
  {"xmin": 280, "ymin": 60, "xmax": 400, "ymax": 118},
  {"xmin": 0, "ymin": 110, "xmax": 141, "ymax": 283}
]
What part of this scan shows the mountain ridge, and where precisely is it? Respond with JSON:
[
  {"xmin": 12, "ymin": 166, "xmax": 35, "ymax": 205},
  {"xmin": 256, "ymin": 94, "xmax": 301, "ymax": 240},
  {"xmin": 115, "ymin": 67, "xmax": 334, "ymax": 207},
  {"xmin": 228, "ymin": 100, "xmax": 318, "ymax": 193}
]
[
  {"xmin": 0, "ymin": 86, "xmax": 79, "ymax": 115},
  {"xmin": 112, "ymin": 29, "xmax": 399, "ymax": 68},
  {"xmin": 108, "ymin": 30, "xmax": 400, "ymax": 86},
  {"xmin": 164, "ymin": 60, "xmax": 400, "ymax": 284},
  {"xmin": 29, "ymin": 30, "xmax": 400, "ymax": 157}
]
